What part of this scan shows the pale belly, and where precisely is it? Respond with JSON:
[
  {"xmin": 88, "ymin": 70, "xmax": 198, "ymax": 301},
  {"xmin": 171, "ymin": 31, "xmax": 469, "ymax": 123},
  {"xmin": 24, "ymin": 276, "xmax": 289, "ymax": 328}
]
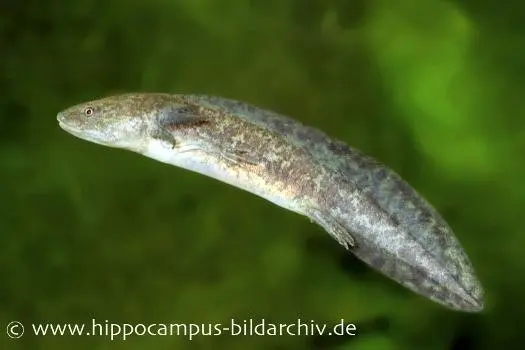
[{"xmin": 142, "ymin": 139, "xmax": 306, "ymax": 215}]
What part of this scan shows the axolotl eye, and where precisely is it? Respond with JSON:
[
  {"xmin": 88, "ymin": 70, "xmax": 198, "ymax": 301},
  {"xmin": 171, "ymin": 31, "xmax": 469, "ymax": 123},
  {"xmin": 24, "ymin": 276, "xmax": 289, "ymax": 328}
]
[{"xmin": 84, "ymin": 107, "xmax": 94, "ymax": 117}]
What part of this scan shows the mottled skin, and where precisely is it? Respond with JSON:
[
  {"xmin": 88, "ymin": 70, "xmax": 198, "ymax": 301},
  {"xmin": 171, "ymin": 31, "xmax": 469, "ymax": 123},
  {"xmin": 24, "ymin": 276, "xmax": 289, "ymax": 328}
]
[{"xmin": 57, "ymin": 93, "xmax": 484, "ymax": 312}]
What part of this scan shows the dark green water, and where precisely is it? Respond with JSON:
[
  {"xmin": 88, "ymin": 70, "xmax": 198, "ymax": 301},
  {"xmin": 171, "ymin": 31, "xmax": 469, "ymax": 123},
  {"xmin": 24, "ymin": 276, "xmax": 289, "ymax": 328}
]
[{"xmin": 1, "ymin": 1, "xmax": 523, "ymax": 349}]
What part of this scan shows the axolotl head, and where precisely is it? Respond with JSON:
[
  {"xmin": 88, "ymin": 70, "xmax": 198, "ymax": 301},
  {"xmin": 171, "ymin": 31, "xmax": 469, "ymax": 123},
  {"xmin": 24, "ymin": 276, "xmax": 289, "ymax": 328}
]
[{"xmin": 57, "ymin": 93, "xmax": 204, "ymax": 151}]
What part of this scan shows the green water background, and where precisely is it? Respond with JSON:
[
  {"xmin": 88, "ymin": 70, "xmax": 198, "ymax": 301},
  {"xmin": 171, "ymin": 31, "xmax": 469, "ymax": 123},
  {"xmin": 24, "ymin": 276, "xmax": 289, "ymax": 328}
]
[{"xmin": 1, "ymin": 0, "xmax": 523, "ymax": 349}]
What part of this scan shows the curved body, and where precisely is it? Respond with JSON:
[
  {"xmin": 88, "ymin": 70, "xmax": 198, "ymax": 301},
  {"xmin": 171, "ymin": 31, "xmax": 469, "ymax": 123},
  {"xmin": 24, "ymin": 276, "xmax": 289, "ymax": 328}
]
[{"xmin": 57, "ymin": 93, "xmax": 484, "ymax": 312}]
